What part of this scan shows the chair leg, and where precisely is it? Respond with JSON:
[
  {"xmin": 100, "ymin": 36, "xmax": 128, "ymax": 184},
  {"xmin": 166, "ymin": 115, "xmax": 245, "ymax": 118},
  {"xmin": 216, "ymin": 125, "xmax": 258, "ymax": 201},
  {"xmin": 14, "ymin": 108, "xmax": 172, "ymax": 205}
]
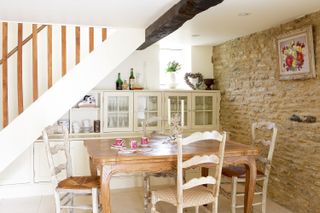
[
  {"xmin": 177, "ymin": 204, "xmax": 183, "ymax": 213},
  {"xmin": 143, "ymin": 173, "xmax": 151, "ymax": 213},
  {"xmin": 212, "ymin": 201, "xmax": 218, "ymax": 213},
  {"xmin": 92, "ymin": 188, "xmax": 99, "ymax": 213},
  {"xmin": 195, "ymin": 206, "xmax": 199, "ymax": 213},
  {"xmin": 231, "ymin": 177, "xmax": 237, "ymax": 213},
  {"xmin": 151, "ymin": 192, "xmax": 157, "ymax": 213},
  {"xmin": 261, "ymin": 179, "xmax": 269, "ymax": 213},
  {"xmin": 68, "ymin": 193, "xmax": 74, "ymax": 213},
  {"xmin": 54, "ymin": 191, "xmax": 61, "ymax": 213}
]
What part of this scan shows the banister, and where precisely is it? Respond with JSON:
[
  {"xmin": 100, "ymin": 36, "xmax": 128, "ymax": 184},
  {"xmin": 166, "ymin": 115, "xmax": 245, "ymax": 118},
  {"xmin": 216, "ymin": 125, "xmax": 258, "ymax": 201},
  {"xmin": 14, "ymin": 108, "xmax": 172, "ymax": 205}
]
[{"xmin": 0, "ymin": 24, "xmax": 47, "ymax": 65}]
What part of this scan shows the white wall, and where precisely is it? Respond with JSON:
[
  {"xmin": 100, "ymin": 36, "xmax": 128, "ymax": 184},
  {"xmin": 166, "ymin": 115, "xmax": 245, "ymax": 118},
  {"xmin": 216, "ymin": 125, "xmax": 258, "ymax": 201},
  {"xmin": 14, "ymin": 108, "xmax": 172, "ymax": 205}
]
[
  {"xmin": 191, "ymin": 45, "xmax": 214, "ymax": 78},
  {"xmin": 96, "ymin": 44, "xmax": 160, "ymax": 90},
  {"xmin": 95, "ymin": 45, "xmax": 214, "ymax": 90}
]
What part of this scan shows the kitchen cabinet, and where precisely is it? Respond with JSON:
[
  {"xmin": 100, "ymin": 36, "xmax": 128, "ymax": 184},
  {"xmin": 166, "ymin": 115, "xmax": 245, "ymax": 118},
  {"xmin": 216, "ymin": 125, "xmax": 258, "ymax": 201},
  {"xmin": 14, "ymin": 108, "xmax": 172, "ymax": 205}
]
[
  {"xmin": 163, "ymin": 92, "xmax": 192, "ymax": 130},
  {"xmin": 61, "ymin": 90, "xmax": 220, "ymax": 135},
  {"xmin": 191, "ymin": 93, "xmax": 220, "ymax": 130},
  {"xmin": 133, "ymin": 91, "xmax": 162, "ymax": 132},
  {"xmin": 103, "ymin": 91, "xmax": 134, "ymax": 132}
]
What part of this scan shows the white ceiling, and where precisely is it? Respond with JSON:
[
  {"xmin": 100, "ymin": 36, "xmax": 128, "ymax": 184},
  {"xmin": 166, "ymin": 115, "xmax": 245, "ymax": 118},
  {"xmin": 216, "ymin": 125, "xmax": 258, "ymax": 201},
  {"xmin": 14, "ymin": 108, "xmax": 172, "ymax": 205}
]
[
  {"xmin": 159, "ymin": 0, "xmax": 320, "ymax": 47},
  {"xmin": 0, "ymin": 0, "xmax": 179, "ymax": 28},
  {"xmin": 0, "ymin": 0, "xmax": 319, "ymax": 47}
]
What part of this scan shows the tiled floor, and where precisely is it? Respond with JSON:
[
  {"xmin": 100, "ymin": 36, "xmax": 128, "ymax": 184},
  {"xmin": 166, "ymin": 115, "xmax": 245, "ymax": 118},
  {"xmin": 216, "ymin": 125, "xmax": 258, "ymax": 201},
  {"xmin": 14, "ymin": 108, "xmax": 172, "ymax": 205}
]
[{"xmin": 0, "ymin": 187, "xmax": 292, "ymax": 213}]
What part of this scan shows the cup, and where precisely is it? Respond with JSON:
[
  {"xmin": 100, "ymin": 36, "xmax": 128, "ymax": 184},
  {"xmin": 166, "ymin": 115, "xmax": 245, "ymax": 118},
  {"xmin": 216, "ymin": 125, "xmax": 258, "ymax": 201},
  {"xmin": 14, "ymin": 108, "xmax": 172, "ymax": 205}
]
[
  {"xmin": 72, "ymin": 122, "xmax": 80, "ymax": 133},
  {"xmin": 141, "ymin": 137, "xmax": 149, "ymax": 145},
  {"xmin": 130, "ymin": 140, "xmax": 138, "ymax": 149},
  {"xmin": 114, "ymin": 138, "xmax": 124, "ymax": 146},
  {"xmin": 94, "ymin": 120, "xmax": 100, "ymax": 133},
  {"xmin": 82, "ymin": 119, "xmax": 91, "ymax": 127}
]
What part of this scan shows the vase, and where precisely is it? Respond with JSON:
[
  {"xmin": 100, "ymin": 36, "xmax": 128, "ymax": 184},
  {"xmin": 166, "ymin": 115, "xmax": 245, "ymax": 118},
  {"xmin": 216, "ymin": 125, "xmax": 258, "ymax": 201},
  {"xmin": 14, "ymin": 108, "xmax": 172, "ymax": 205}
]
[
  {"xmin": 203, "ymin": 78, "xmax": 214, "ymax": 90},
  {"xmin": 168, "ymin": 72, "xmax": 177, "ymax": 89}
]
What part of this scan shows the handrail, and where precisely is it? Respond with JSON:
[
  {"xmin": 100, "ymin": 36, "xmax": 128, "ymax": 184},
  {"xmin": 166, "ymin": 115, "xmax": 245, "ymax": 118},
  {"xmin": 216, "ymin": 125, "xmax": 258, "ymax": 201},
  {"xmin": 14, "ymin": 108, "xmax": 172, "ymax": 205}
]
[{"xmin": 0, "ymin": 25, "xmax": 47, "ymax": 65}]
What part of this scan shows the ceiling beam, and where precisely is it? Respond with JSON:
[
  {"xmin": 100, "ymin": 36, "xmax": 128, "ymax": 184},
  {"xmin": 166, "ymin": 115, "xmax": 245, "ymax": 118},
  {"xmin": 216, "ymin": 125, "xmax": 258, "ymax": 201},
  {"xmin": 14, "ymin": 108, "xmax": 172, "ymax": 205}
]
[{"xmin": 137, "ymin": 0, "xmax": 224, "ymax": 50}]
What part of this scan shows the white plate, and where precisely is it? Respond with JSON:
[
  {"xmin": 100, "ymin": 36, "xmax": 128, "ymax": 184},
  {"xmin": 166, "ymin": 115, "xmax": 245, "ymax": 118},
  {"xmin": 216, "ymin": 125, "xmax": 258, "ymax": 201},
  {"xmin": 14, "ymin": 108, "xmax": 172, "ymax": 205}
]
[
  {"xmin": 137, "ymin": 147, "xmax": 153, "ymax": 152},
  {"xmin": 111, "ymin": 144, "xmax": 124, "ymax": 149},
  {"xmin": 139, "ymin": 144, "xmax": 150, "ymax": 147},
  {"xmin": 118, "ymin": 148, "xmax": 136, "ymax": 154}
]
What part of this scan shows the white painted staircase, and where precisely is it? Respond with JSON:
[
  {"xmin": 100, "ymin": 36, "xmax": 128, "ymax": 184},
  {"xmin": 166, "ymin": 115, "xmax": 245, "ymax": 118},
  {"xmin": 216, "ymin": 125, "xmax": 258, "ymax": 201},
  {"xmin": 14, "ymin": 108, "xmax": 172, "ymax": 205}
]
[{"xmin": 0, "ymin": 27, "xmax": 144, "ymax": 173}]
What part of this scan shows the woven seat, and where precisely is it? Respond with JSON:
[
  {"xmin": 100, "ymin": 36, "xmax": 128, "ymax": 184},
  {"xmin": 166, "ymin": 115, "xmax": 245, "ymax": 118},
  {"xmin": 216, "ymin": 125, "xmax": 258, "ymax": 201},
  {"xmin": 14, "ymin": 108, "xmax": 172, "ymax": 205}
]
[
  {"xmin": 152, "ymin": 186, "xmax": 216, "ymax": 208},
  {"xmin": 222, "ymin": 166, "xmax": 265, "ymax": 178},
  {"xmin": 58, "ymin": 176, "xmax": 100, "ymax": 190},
  {"xmin": 151, "ymin": 131, "xmax": 227, "ymax": 213}
]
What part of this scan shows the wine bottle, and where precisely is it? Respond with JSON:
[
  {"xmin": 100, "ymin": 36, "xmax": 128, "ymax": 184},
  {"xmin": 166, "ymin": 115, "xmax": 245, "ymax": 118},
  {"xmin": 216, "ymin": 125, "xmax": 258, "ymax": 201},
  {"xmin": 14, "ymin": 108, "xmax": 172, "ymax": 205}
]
[
  {"xmin": 129, "ymin": 68, "xmax": 135, "ymax": 90},
  {"xmin": 116, "ymin": 73, "xmax": 123, "ymax": 90}
]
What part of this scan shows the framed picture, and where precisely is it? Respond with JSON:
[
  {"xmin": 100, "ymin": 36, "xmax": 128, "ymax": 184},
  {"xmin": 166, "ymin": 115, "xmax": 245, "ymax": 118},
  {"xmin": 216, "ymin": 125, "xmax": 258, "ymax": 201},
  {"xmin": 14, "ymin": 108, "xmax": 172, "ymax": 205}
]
[{"xmin": 277, "ymin": 25, "xmax": 316, "ymax": 80}]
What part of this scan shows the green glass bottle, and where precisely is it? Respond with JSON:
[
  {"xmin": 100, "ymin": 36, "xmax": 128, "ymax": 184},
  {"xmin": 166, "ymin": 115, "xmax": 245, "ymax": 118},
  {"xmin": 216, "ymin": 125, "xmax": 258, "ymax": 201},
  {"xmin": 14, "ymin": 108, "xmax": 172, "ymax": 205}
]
[
  {"xmin": 129, "ymin": 68, "xmax": 135, "ymax": 90},
  {"xmin": 116, "ymin": 73, "xmax": 123, "ymax": 90}
]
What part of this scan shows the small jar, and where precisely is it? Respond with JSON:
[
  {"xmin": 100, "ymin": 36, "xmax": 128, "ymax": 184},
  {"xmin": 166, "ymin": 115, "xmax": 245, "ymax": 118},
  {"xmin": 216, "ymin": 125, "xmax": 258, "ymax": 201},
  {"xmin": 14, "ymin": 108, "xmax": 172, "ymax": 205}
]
[
  {"xmin": 94, "ymin": 120, "xmax": 100, "ymax": 133},
  {"xmin": 122, "ymin": 80, "xmax": 129, "ymax": 90}
]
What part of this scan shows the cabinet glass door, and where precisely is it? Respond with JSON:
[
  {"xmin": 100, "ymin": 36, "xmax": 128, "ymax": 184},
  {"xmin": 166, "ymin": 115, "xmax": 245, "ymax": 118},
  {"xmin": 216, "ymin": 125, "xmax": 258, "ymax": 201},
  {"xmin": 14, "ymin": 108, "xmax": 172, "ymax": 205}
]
[
  {"xmin": 192, "ymin": 93, "xmax": 217, "ymax": 129},
  {"xmin": 134, "ymin": 92, "xmax": 161, "ymax": 131},
  {"xmin": 104, "ymin": 92, "xmax": 133, "ymax": 132},
  {"xmin": 164, "ymin": 93, "xmax": 191, "ymax": 129}
]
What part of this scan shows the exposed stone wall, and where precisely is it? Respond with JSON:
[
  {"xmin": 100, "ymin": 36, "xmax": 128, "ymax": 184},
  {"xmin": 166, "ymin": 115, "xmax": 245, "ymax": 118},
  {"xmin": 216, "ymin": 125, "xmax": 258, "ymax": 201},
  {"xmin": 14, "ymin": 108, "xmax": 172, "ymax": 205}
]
[{"xmin": 212, "ymin": 11, "xmax": 320, "ymax": 212}]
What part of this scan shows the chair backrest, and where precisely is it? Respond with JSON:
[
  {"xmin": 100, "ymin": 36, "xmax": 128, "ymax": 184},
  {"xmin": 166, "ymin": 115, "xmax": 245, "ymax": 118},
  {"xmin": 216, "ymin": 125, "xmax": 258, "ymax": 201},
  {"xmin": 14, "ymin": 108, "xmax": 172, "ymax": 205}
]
[
  {"xmin": 42, "ymin": 125, "xmax": 72, "ymax": 186},
  {"xmin": 176, "ymin": 131, "xmax": 227, "ymax": 206},
  {"xmin": 251, "ymin": 122, "xmax": 277, "ymax": 176}
]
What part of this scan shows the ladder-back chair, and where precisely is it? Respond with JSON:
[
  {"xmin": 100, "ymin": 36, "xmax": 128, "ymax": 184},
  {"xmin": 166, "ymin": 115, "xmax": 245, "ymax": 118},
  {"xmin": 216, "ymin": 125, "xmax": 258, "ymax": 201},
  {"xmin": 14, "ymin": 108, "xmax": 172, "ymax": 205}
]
[
  {"xmin": 42, "ymin": 125, "xmax": 100, "ymax": 213},
  {"xmin": 142, "ymin": 116, "xmax": 176, "ymax": 212},
  {"xmin": 151, "ymin": 131, "xmax": 227, "ymax": 213},
  {"xmin": 221, "ymin": 121, "xmax": 277, "ymax": 213}
]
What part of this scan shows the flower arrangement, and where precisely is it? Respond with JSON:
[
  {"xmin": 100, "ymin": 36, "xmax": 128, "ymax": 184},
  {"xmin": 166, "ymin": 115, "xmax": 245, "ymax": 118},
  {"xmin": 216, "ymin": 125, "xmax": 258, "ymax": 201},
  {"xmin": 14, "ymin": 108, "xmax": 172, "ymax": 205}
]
[
  {"xmin": 166, "ymin": 61, "xmax": 181, "ymax": 72},
  {"xmin": 281, "ymin": 41, "xmax": 305, "ymax": 72}
]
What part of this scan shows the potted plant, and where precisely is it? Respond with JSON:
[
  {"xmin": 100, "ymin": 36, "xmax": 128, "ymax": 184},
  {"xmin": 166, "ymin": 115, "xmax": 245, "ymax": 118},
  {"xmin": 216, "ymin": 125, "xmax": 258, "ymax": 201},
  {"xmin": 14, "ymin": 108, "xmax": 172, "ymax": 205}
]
[{"xmin": 166, "ymin": 61, "xmax": 181, "ymax": 89}]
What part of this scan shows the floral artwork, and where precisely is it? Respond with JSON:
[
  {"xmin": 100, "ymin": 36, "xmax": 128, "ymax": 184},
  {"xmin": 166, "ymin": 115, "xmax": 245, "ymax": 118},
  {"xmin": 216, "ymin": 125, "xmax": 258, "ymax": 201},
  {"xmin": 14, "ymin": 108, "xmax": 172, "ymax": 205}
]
[
  {"xmin": 277, "ymin": 26, "xmax": 316, "ymax": 80},
  {"xmin": 281, "ymin": 41, "xmax": 305, "ymax": 72}
]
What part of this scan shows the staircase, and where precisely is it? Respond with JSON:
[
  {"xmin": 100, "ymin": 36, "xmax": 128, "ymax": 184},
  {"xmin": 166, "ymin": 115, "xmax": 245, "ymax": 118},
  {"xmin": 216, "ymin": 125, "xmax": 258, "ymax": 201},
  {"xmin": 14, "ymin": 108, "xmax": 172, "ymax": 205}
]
[{"xmin": 0, "ymin": 22, "xmax": 144, "ymax": 172}]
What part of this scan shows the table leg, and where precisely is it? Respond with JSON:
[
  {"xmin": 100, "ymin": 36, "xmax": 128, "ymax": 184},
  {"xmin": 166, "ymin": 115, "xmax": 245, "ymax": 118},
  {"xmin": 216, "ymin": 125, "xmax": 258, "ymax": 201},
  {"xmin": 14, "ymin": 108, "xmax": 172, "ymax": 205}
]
[
  {"xmin": 201, "ymin": 167, "xmax": 209, "ymax": 177},
  {"xmin": 201, "ymin": 167, "xmax": 209, "ymax": 208},
  {"xmin": 101, "ymin": 165, "xmax": 113, "ymax": 213},
  {"xmin": 244, "ymin": 156, "xmax": 257, "ymax": 213},
  {"xmin": 90, "ymin": 157, "xmax": 97, "ymax": 177}
]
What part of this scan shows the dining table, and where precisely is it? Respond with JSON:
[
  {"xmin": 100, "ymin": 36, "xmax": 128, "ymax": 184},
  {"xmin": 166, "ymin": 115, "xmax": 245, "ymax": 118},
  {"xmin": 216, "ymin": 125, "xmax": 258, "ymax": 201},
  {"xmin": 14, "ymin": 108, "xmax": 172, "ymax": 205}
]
[{"xmin": 84, "ymin": 137, "xmax": 258, "ymax": 213}]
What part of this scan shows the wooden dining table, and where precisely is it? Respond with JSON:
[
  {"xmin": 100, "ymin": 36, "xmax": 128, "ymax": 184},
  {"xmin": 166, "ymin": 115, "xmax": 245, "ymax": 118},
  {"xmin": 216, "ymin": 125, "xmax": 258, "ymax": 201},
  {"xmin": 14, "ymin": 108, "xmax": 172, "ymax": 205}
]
[{"xmin": 84, "ymin": 138, "xmax": 258, "ymax": 213}]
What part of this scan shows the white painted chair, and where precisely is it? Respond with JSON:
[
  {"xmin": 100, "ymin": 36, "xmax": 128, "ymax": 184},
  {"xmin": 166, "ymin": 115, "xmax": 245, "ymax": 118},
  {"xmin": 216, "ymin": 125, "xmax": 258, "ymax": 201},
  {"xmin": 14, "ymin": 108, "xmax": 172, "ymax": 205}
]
[
  {"xmin": 151, "ymin": 131, "xmax": 227, "ymax": 213},
  {"xmin": 220, "ymin": 122, "xmax": 277, "ymax": 213},
  {"xmin": 42, "ymin": 125, "xmax": 100, "ymax": 213},
  {"xmin": 141, "ymin": 117, "xmax": 176, "ymax": 212}
]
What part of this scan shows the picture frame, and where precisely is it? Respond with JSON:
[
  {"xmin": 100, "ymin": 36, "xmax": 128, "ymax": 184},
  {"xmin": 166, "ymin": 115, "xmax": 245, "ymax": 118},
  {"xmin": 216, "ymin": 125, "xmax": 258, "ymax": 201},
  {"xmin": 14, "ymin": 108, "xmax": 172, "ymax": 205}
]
[{"xmin": 277, "ymin": 25, "xmax": 316, "ymax": 80}]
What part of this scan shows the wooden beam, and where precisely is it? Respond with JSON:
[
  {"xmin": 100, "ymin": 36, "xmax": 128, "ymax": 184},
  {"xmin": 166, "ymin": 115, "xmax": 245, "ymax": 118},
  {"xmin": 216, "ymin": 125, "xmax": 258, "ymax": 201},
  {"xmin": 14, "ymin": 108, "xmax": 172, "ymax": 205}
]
[
  {"xmin": 47, "ymin": 25, "xmax": 53, "ymax": 88},
  {"xmin": 89, "ymin": 27, "xmax": 94, "ymax": 52},
  {"xmin": 32, "ymin": 24, "xmax": 38, "ymax": 101},
  {"xmin": 75, "ymin": 26, "xmax": 80, "ymax": 64},
  {"xmin": 137, "ymin": 0, "xmax": 224, "ymax": 50},
  {"xmin": 2, "ymin": 22, "xmax": 8, "ymax": 127},
  {"xmin": 61, "ymin": 26, "xmax": 67, "ymax": 76},
  {"xmin": 17, "ymin": 23, "xmax": 24, "ymax": 114},
  {"xmin": 102, "ymin": 28, "xmax": 107, "ymax": 41},
  {"xmin": 0, "ymin": 25, "xmax": 46, "ymax": 65}
]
